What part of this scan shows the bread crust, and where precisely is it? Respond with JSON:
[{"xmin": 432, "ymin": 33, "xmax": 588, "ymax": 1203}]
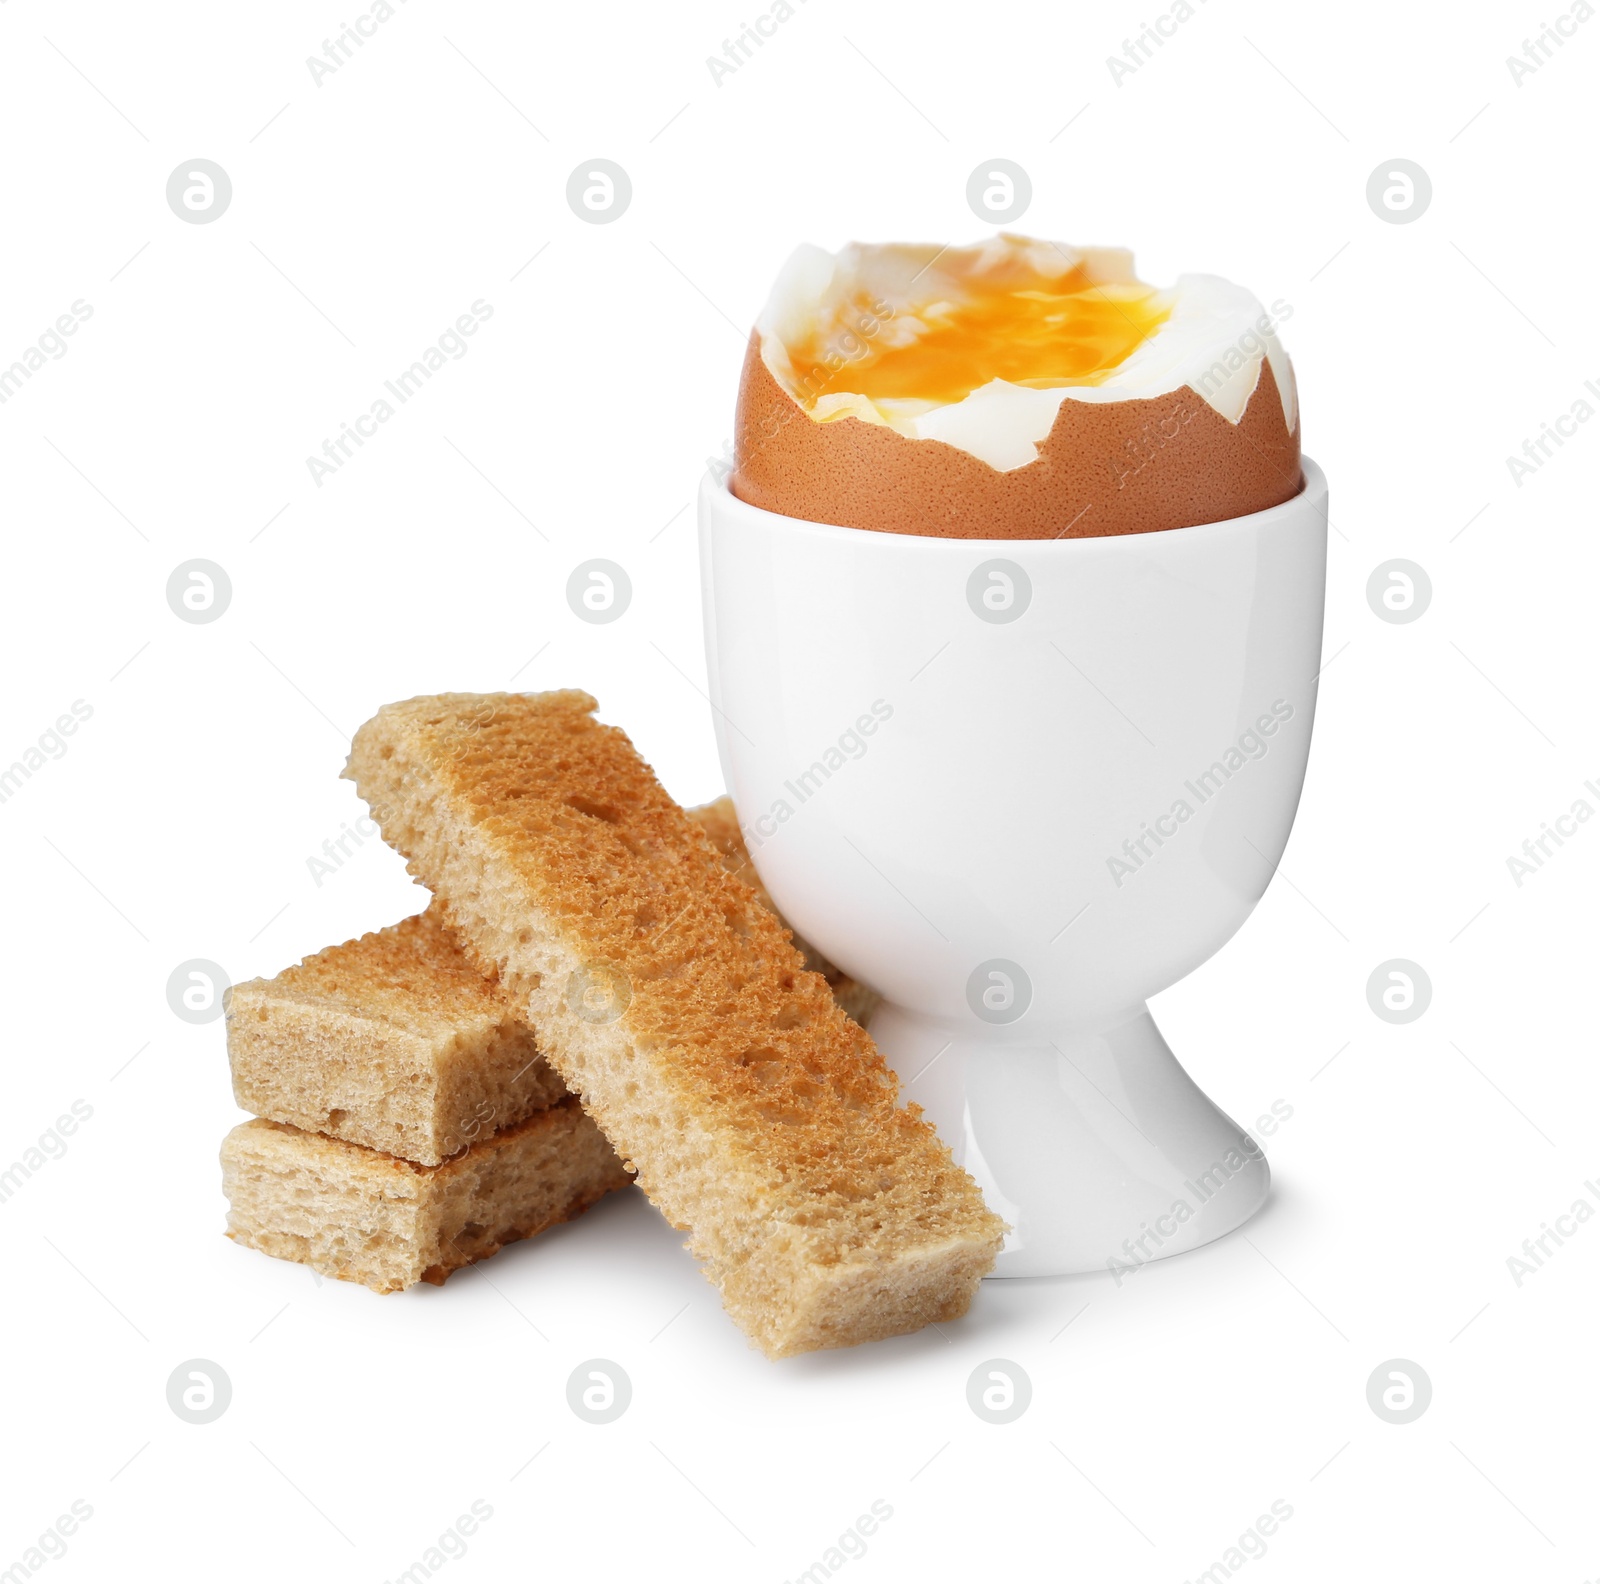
[{"xmin": 345, "ymin": 691, "xmax": 1003, "ymax": 1356}]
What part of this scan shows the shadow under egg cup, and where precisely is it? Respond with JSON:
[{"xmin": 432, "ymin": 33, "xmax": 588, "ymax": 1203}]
[{"xmin": 698, "ymin": 461, "xmax": 1328, "ymax": 1277}]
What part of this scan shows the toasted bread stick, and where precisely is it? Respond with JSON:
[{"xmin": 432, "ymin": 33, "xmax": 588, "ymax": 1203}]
[{"xmin": 345, "ymin": 691, "xmax": 1003, "ymax": 1357}]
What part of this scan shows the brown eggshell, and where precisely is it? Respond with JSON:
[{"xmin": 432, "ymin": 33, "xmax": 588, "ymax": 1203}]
[{"xmin": 731, "ymin": 334, "xmax": 1302, "ymax": 538}]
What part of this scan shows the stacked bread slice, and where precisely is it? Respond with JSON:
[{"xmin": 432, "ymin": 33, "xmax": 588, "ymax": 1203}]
[{"xmin": 222, "ymin": 907, "xmax": 630, "ymax": 1293}]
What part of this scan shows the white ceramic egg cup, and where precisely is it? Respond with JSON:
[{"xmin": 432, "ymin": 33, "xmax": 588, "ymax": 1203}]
[{"xmin": 699, "ymin": 462, "xmax": 1328, "ymax": 1277}]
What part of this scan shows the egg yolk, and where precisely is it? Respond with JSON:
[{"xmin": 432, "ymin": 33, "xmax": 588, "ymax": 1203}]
[{"xmin": 789, "ymin": 266, "xmax": 1171, "ymax": 409}]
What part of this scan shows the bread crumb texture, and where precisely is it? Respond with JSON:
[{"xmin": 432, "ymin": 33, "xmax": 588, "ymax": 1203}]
[
  {"xmin": 220, "ymin": 1099, "xmax": 631, "ymax": 1293},
  {"xmin": 345, "ymin": 691, "xmax": 1003, "ymax": 1356}
]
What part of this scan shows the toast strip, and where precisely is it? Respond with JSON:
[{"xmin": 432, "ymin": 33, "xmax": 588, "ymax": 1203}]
[
  {"xmin": 221, "ymin": 1099, "xmax": 631, "ymax": 1294},
  {"xmin": 225, "ymin": 801, "xmax": 877, "ymax": 1165},
  {"xmin": 693, "ymin": 797, "xmax": 880, "ymax": 1026},
  {"xmin": 345, "ymin": 691, "xmax": 1003, "ymax": 1357}
]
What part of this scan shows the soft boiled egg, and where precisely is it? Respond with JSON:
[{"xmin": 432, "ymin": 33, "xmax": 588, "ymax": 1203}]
[{"xmin": 732, "ymin": 235, "xmax": 1302, "ymax": 538}]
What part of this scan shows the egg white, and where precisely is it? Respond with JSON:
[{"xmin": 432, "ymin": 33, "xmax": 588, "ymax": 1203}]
[{"xmin": 755, "ymin": 236, "xmax": 1297, "ymax": 473}]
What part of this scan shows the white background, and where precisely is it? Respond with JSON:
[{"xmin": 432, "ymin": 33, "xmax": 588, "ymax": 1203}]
[{"xmin": 2, "ymin": 0, "xmax": 1596, "ymax": 1579}]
